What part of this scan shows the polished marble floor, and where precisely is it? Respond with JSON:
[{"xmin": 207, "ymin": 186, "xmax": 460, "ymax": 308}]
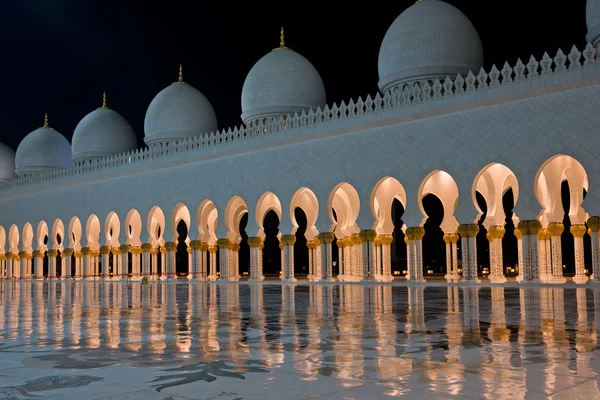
[{"xmin": 1, "ymin": 281, "xmax": 600, "ymax": 399}]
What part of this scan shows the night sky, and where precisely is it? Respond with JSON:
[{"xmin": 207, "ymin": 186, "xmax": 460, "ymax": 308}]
[{"xmin": 0, "ymin": 0, "xmax": 588, "ymax": 151}]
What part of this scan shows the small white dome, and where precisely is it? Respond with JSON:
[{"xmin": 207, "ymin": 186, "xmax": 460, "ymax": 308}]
[
  {"xmin": 144, "ymin": 69, "xmax": 217, "ymax": 146},
  {"xmin": 72, "ymin": 97, "xmax": 137, "ymax": 163},
  {"xmin": 378, "ymin": 0, "xmax": 483, "ymax": 93},
  {"xmin": 0, "ymin": 142, "xmax": 16, "ymax": 181},
  {"xmin": 15, "ymin": 115, "xmax": 73, "ymax": 176},
  {"xmin": 587, "ymin": 0, "xmax": 600, "ymax": 46},
  {"xmin": 241, "ymin": 30, "xmax": 326, "ymax": 124}
]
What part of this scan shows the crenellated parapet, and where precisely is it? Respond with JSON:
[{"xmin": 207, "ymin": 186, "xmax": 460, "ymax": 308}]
[{"xmin": 0, "ymin": 43, "xmax": 598, "ymax": 193}]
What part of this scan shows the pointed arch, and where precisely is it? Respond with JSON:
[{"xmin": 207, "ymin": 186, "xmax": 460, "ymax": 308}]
[
  {"xmin": 125, "ymin": 209, "xmax": 143, "ymax": 246},
  {"xmin": 417, "ymin": 170, "xmax": 459, "ymax": 233},
  {"xmin": 472, "ymin": 163, "xmax": 519, "ymax": 228},
  {"xmin": 290, "ymin": 187, "xmax": 319, "ymax": 239},
  {"xmin": 8, "ymin": 224, "xmax": 19, "ymax": 252},
  {"xmin": 86, "ymin": 214, "xmax": 101, "ymax": 250},
  {"xmin": 197, "ymin": 200, "xmax": 218, "ymax": 244},
  {"xmin": 104, "ymin": 211, "xmax": 121, "ymax": 247},
  {"xmin": 535, "ymin": 154, "xmax": 589, "ymax": 225},
  {"xmin": 51, "ymin": 219, "xmax": 65, "ymax": 250},
  {"xmin": 21, "ymin": 222, "xmax": 34, "ymax": 252},
  {"xmin": 224, "ymin": 196, "xmax": 248, "ymax": 242},
  {"xmin": 147, "ymin": 206, "xmax": 165, "ymax": 247},
  {"xmin": 328, "ymin": 182, "xmax": 360, "ymax": 238},
  {"xmin": 255, "ymin": 191, "xmax": 282, "ymax": 239},
  {"xmin": 68, "ymin": 216, "xmax": 83, "ymax": 251},
  {"xmin": 36, "ymin": 221, "xmax": 48, "ymax": 251},
  {"xmin": 371, "ymin": 176, "xmax": 407, "ymax": 235},
  {"xmin": 170, "ymin": 203, "xmax": 191, "ymax": 243}
]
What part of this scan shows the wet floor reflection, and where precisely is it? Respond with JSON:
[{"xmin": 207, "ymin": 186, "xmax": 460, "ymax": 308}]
[{"xmin": 1, "ymin": 281, "xmax": 600, "ymax": 398}]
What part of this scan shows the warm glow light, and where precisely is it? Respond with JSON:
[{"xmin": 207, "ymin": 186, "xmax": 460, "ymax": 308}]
[
  {"xmin": 402, "ymin": 270, "xmax": 408, "ymax": 275},
  {"xmin": 427, "ymin": 269, "xmax": 433, "ymax": 275}
]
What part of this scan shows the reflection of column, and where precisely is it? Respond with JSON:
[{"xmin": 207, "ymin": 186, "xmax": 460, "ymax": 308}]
[
  {"xmin": 379, "ymin": 235, "xmax": 393, "ymax": 282},
  {"xmin": 281, "ymin": 234, "xmax": 296, "ymax": 281},
  {"xmin": 488, "ymin": 226, "xmax": 506, "ymax": 283},
  {"xmin": 461, "ymin": 286, "xmax": 480, "ymax": 345},
  {"xmin": 208, "ymin": 245, "xmax": 218, "ymax": 280},
  {"xmin": 547, "ymin": 223, "xmax": 566, "ymax": 283},
  {"xmin": 318, "ymin": 232, "xmax": 335, "ymax": 281},
  {"xmin": 458, "ymin": 224, "xmax": 480, "ymax": 282},
  {"xmin": 588, "ymin": 217, "xmax": 600, "ymax": 283},
  {"xmin": 571, "ymin": 224, "xmax": 588, "ymax": 284},
  {"xmin": 359, "ymin": 230, "xmax": 376, "ymax": 280},
  {"xmin": 217, "ymin": 239, "xmax": 229, "ymax": 280},
  {"xmin": 48, "ymin": 249, "xmax": 58, "ymax": 279}
]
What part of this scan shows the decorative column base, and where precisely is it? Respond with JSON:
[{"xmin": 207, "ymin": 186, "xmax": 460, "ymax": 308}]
[{"xmin": 573, "ymin": 275, "xmax": 589, "ymax": 284}]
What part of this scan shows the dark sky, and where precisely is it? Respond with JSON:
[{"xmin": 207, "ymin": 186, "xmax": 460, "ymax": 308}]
[{"xmin": 0, "ymin": 0, "xmax": 588, "ymax": 151}]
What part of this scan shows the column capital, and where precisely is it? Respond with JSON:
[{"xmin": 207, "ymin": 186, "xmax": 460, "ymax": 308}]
[
  {"xmin": 359, "ymin": 229, "xmax": 377, "ymax": 242},
  {"xmin": 547, "ymin": 222, "xmax": 564, "ymax": 237},
  {"xmin": 200, "ymin": 242, "xmax": 209, "ymax": 251},
  {"xmin": 99, "ymin": 246, "xmax": 111, "ymax": 254},
  {"xmin": 164, "ymin": 242, "xmax": 177, "ymax": 251},
  {"xmin": 306, "ymin": 240, "xmax": 315, "ymax": 250},
  {"xmin": 514, "ymin": 228, "xmax": 522, "ymax": 240},
  {"xmin": 119, "ymin": 244, "xmax": 132, "ymax": 253},
  {"xmin": 130, "ymin": 246, "xmax": 143, "ymax": 255},
  {"xmin": 279, "ymin": 242, "xmax": 284, "ymax": 251},
  {"xmin": 570, "ymin": 224, "xmax": 587, "ymax": 238},
  {"xmin": 588, "ymin": 216, "xmax": 600, "ymax": 232},
  {"xmin": 281, "ymin": 234, "xmax": 296, "ymax": 246},
  {"xmin": 4, "ymin": 252, "xmax": 12, "ymax": 259},
  {"xmin": 111, "ymin": 247, "xmax": 121, "ymax": 255},
  {"xmin": 443, "ymin": 234, "xmax": 451, "ymax": 244},
  {"xmin": 208, "ymin": 245, "xmax": 218, "ymax": 254},
  {"xmin": 318, "ymin": 232, "xmax": 335, "ymax": 244},
  {"xmin": 406, "ymin": 227, "xmax": 425, "ymax": 240},
  {"xmin": 0, "ymin": 254, "xmax": 5, "ymax": 261},
  {"xmin": 373, "ymin": 237, "xmax": 382, "ymax": 247},
  {"xmin": 350, "ymin": 233, "xmax": 361, "ymax": 245},
  {"xmin": 62, "ymin": 248, "xmax": 74, "ymax": 257},
  {"xmin": 231, "ymin": 242, "xmax": 240, "ymax": 252},
  {"xmin": 312, "ymin": 237, "xmax": 321, "ymax": 247},
  {"xmin": 47, "ymin": 249, "xmax": 58, "ymax": 257},
  {"xmin": 160, "ymin": 247, "xmax": 167, "ymax": 254},
  {"xmin": 186, "ymin": 247, "xmax": 192, "ymax": 254},
  {"xmin": 458, "ymin": 223, "xmax": 479, "ymax": 238},
  {"xmin": 449, "ymin": 233, "xmax": 460, "ymax": 244},
  {"xmin": 518, "ymin": 220, "xmax": 542, "ymax": 235},
  {"xmin": 489, "ymin": 225, "xmax": 505, "ymax": 239},
  {"xmin": 150, "ymin": 248, "xmax": 159, "ymax": 256},
  {"xmin": 336, "ymin": 238, "xmax": 345, "ymax": 248},
  {"xmin": 18, "ymin": 251, "xmax": 30, "ymax": 259},
  {"xmin": 74, "ymin": 251, "xmax": 83, "ymax": 258},
  {"xmin": 217, "ymin": 238, "xmax": 230, "ymax": 249},
  {"xmin": 404, "ymin": 236, "xmax": 409, "ymax": 244},
  {"xmin": 81, "ymin": 247, "xmax": 92, "ymax": 256},
  {"xmin": 141, "ymin": 243, "xmax": 153, "ymax": 252},
  {"xmin": 538, "ymin": 228, "xmax": 550, "ymax": 240},
  {"xmin": 247, "ymin": 237, "xmax": 263, "ymax": 248},
  {"xmin": 379, "ymin": 234, "xmax": 394, "ymax": 245}
]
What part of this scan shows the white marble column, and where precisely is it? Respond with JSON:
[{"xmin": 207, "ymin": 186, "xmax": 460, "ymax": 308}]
[
  {"xmin": 229, "ymin": 243, "xmax": 240, "ymax": 281},
  {"xmin": 379, "ymin": 235, "xmax": 393, "ymax": 282},
  {"xmin": 571, "ymin": 224, "xmax": 588, "ymax": 284},
  {"xmin": 119, "ymin": 245, "xmax": 131, "ymax": 280},
  {"xmin": 343, "ymin": 237, "xmax": 353, "ymax": 281},
  {"xmin": 0, "ymin": 253, "xmax": 5, "ymax": 279},
  {"xmin": 74, "ymin": 251, "xmax": 83, "ymax": 279},
  {"xmin": 141, "ymin": 244, "xmax": 152, "ymax": 280},
  {"xmin": 372, "ymin": 237, "xmax": 381, "ymax": 281},
  {"xmin": 537, "ymin": 229, "xmax": 549, "ymax": 283},
  {"xmin": 48, "ymin": 249, "xmax": 58, "ymax": 279},
  {"xmin": 99, "ymin": 246, "xmax": 110, "ymax": 278},
  {"xmin": 319, "ymin": 233, "xmax": 334, "ymax": 281},
  {"xmin": 307, "ymin": 240, "xmax": 315, "ymax": 280},
  {"xmin": 548, "ymin": 222, "xmax": 566, "ymax": 284},
  {"xmin": 150, "ymin": 248, "xmax": 159, "ymax": 279},
  {"xmin": 131, "ymin": 246, "xmax": 142, "ymax": 280},
  {"xmin": 458, "ymin": 224, "xmax": 480, "ymax": 282},
  {"xmin": 588, "ymin": 217, "xmax": 600, "ymax": 283},
  {"xmin": 312, "ymin": 238, "xmax": 322, "ymax": 281},
  {"xmin": 337, "ymin": 238, "xmax": 345, "ymax": 281},
  {"xmin": 5, "ymin": 252, "xmax": 14, "ymax": 278},
  {"xmin": 164, "ymin": 242, "xmax": 177, "ymax": 280},
  {"xmin": 406, "ymin": 227, "xmax": 425, "ymax": 282},
  {"xmin": 62, "ymin": 248, "xmax": 73, "ymax": 279},
  {"xmin": 360, "ymin": 230, "xmax": 377, "ymax": 281},
  {"xmin": 281, "ymin": 234, "xmax": 296, "ymax": 282},
  {"xmin": 248, "ymin": 237, "xmax": 263, "ymax": 281},
  {"xmin": 208, "ymin": 245, "xmax": 218, "ymax": 281},
  {"xmin": 444, "ymin": 234, "xmax": 452, "ymax": 280},
  {"xmin": 160, "ymin": 247, "xmax": 167, "ymax": 279},
  {"xmin": 217, "ymin": 239, "xmax": 229, "ymax": 280},
  {"xmin": 488, "ymin": 226, "xmax": 507, "ymax": 283}
]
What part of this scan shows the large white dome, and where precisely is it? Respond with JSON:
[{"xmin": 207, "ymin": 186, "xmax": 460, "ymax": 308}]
[
  {"xmin": 378, "ymin": 0, "xmax": 484, "ymax": 93},
  {"xmin": 15, "ymin": 115, "xmax": 73, "ymax": 176},
  {"xmin": 587, "ymin": 0, "xmax": 600, "ymax": 46},
  {"xmin": 0, "ymin": 142, "xmax": 16, "ymax": 181},
  {"xmin": 144, "ymin": 68, "xmax": 217, "ymax": 146},
  {"xmin": 72, "ymin": 96, "xmax": 137, "ymax": 163},
  {"xmin": 241, "ymin": 30, "xmax": 326, "ymax": 124}
]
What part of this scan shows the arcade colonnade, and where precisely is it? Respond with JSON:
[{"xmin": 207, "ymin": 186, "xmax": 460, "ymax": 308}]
[{"xmin": 1, "ymin": 154, "xmax": 600, "ymax": 284}]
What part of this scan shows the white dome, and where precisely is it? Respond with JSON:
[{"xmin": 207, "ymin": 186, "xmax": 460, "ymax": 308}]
[
  {"xmin": 15, "ymin": 118, "xmax": 73, "ymax": 176},
  {"xmin": 587, "ymin": 0, "xmax": 600, "ymax": 46},
  {"xmin": 241, "ymin": 40, "xmax": 326, "ymax": 124},
  {"xmin": 72, "ymin": 104, "xmax": 137, "ymax": 163},
  {"xmin": 144, "ymin": 79, "xmax": 218, "ymax": 146},
  {"xmin": 378, "ymin": 0, "xmax": 483, "ymax": 93},
  {"xmin": 0, "ymin": 142, "xmax": 16, "ymax": 181}
]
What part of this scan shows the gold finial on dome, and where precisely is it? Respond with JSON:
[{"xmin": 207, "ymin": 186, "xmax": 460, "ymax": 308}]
[
  {"xmin": 272, "ymin": 26, "xmax": 291, "ymax": 51},
  {"xmin": 102, "ymin": 91, "xmax": 107, "ymax": 108},
  {"xmin": 43, "ymin": 112, "xmax": 49, "ymax": 128},
  {"xmin": 173, "ymin": 63, "xmax": 185, "ymax": 84}
]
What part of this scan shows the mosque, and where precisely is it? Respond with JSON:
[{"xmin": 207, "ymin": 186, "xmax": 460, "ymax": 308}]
[{"xmin": 1, "ymin": 0, "xmax": 600, "ymax": 285}]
